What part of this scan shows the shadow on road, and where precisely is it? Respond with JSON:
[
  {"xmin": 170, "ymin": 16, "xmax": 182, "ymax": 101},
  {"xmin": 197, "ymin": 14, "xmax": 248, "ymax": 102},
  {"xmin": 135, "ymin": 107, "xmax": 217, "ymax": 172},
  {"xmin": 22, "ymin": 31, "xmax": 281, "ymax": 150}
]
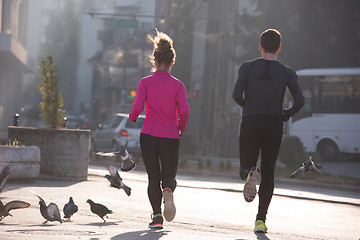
[
  {"xmin": 78, "ymin": 220, "xmax": 122, "ymax": 226},
  {"xmin": 3, "ymin": 179, "xmax": 83, "ymax": 193},
  {"xmin": 111, "ymin": 229, "xmax": 170, "ymax": 240},
  {"xmin": 255, "ymin": 232, "xmax": 270, "ymax": 239},
  {"xmin": 235, "ymin": 232, "xmax": 270, "ymax": 240}
]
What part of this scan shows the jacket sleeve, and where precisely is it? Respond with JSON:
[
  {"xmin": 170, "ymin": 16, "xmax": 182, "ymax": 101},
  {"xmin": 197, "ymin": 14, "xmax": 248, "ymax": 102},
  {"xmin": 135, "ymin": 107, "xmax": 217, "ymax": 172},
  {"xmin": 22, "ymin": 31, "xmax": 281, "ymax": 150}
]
[
  {"xmin": 286, "ymin": 69, "xmax": 305, "ymax": 116},
  {"xmin": 129, "ymin": 79, "xmax": 146, "ymax": 122},
  {"xmin": 232, "ymin": 64, "xmax": 248, "ymax": 107},
  {"xmin": 176, "ymin": 82, "xmax": 190, "ymax": 135}
]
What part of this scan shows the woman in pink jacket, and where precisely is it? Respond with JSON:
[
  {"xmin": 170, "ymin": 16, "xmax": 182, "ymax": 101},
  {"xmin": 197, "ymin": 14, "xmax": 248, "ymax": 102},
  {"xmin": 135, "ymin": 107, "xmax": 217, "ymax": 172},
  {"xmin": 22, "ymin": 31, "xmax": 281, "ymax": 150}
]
[{"xmin": 129, "ymin": 30, "xmax": 189, "ymax": 229}]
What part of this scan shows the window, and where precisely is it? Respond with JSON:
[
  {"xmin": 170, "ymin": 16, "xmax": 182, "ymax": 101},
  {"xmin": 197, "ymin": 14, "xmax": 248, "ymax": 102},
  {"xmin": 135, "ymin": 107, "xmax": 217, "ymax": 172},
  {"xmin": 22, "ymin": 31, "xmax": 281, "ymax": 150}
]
[
  {"xmin": 125, "ymin": 117, "xmax": 144, "ymax": 128},
  {"xmin": 101, "ymin": 116, "xmax": 117, "ymax": 129},
  {"xmin": 110, "ymin": 116, "xmax": 123, "ymax": 128}
]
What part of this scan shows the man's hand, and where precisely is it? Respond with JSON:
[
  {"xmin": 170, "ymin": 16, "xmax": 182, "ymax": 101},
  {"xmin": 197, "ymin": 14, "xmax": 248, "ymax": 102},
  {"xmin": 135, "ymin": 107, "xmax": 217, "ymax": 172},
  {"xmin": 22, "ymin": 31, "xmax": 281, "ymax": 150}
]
[{"xmin": 282, "ymin": 108, "xmax": 292, "ymax": 122}]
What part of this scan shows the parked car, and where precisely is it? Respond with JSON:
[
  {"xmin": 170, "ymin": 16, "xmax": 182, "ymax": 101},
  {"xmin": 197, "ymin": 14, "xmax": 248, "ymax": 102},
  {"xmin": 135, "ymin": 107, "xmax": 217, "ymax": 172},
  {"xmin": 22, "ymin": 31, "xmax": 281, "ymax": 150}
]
[{"xmin": 91, "ymin": 113, "xmax": 145, "ymax": 153}]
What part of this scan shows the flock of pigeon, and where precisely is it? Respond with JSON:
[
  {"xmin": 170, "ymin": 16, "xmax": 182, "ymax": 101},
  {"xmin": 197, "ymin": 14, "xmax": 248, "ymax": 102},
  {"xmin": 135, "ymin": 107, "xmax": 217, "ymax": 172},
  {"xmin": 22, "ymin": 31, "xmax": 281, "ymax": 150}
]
[
  {"xmin": 0, "ymin": 138, "xmax": 322, "ymax": 224},
  {"xmin": 0, "ymin": 140, "xmax": 136, "ymax": 224}
]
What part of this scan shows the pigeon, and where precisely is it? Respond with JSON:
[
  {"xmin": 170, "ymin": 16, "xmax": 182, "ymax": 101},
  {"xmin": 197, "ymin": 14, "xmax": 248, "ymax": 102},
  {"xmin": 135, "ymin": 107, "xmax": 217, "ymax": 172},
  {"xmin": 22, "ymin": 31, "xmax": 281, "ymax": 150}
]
[
  {"xmin": 0, "ymin": 165, "xmax": 11, "ymax": 193},
  {"xmin": 120, "ymin": 153, "xmax": 136, "ymax": 172},
  {"xmin": 95, "ymin": 139, "xmax": 128, "ymax": 158},
  {"xmin": 96, "ymin": 139, "xmax": 136, "ymax": 172},
  {"xmin": 32, "ymin": 191, "xmax": 63, "ymax": 224},
  {"xmin": 104, "ymin": 165, "xmax": 131, "ymax": 196},
  {"xmin": 63, "ymin": 197, "xmax": 78, "ymax": 221},
  {"xmin": 86, "ymin": 199, "xmax": 113, "ymax": 222},
  {"xmin": 290, "ymin": 156, "xmax": 323, "ymax": 178},
  {"xmin": 0, "ymin": 200, "xmax": 30, "ymax": 221}
]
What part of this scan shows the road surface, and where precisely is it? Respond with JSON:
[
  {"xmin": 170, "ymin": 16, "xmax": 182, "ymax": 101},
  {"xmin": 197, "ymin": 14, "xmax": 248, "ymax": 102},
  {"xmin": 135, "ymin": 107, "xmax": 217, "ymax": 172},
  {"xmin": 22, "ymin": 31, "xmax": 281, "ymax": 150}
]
[{"xmin": 0, "ymin": 165, "xmax": 359, "ymax": 240}]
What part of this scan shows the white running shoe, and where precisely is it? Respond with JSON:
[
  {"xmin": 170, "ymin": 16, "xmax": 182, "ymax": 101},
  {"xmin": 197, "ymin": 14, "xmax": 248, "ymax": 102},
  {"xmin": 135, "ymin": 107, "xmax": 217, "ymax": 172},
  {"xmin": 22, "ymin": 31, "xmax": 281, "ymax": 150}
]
[
  {"xmin": 243, "ymin": 167, "xmax": 260, "ymax": 202},
  {"xmin": 162, "ymin": 188, "xmax": 176, "ymax": 222}
]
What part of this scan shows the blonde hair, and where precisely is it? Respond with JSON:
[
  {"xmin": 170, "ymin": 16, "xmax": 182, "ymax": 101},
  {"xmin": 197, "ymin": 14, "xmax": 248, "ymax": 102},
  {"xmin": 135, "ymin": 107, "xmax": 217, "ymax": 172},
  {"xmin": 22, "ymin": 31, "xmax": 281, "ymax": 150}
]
[{"xmin": 148, "ymin": 29, "xmax": 176, "ymax": 71}]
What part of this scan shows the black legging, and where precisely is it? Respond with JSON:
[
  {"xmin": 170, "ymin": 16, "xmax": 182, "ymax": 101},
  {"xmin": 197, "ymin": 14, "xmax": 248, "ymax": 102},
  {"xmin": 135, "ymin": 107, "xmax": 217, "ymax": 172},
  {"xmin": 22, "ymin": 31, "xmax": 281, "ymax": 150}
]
[
  {"xmin": 239, "ymin": 115, "xmax": 283, "ymax": 222},
  {"xmin": 140, "ymin": 133, "xmax": 179, "ymax": 215}
]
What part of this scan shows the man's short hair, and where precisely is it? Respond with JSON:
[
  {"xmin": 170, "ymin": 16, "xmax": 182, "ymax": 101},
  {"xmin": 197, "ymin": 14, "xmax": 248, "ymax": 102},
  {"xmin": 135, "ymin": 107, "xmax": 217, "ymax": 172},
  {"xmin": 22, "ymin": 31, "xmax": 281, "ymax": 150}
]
[{"xmin": 260, "ymin": 29, "xmax": 282, "ymax": 53}]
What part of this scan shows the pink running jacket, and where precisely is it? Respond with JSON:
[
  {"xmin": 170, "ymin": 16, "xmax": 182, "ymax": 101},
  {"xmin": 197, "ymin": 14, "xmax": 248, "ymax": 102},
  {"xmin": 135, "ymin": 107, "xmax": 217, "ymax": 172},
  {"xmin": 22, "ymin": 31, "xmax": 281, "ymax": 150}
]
[{"xmin": 129, "ymin": 70, "xmax": 189, "ymax": 139}]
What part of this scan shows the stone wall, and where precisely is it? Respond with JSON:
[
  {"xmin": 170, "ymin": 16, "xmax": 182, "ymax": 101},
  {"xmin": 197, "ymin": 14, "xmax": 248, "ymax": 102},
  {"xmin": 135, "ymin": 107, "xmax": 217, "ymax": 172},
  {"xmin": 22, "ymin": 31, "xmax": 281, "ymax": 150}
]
[
  {"xmin": 8, "ymin": 126, "xmax": 90, "ymax": 180},
  {"xmin": 0, "ymin": 146, "xmax": 40, "ymax": 179}
]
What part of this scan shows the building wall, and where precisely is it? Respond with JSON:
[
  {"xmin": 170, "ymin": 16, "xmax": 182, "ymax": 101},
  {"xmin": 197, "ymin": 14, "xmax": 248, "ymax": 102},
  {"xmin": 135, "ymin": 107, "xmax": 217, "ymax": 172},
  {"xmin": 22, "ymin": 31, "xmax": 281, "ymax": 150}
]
[
  {"xmin": 0, "ymin": 58, "xmax": 23, "ymax": 138},
  {"xmin": 0, "ymin": 0, "xmax": 33, "ymax": 139},
  {"xmin": 185, "ymin": 0, "xmax": 239, "ymax": 157},
  {"xmin": 85, "ymin": 0, "xmax": 155, "ymax": 121},
  {"xmin": 76, "ymin": 0, "xmax": 104, "ymax": 115},
  {"xmin": 187, "ymin": 1, "xmax": 208, "ymax": 153}
]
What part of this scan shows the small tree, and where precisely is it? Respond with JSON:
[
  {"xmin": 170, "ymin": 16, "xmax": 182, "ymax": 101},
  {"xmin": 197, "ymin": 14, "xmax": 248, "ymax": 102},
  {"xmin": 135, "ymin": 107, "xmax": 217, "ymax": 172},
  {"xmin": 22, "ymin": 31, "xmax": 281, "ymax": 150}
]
[{"xmin": 38, "ymin": 56, "xmax": 65, "ymax": 129}]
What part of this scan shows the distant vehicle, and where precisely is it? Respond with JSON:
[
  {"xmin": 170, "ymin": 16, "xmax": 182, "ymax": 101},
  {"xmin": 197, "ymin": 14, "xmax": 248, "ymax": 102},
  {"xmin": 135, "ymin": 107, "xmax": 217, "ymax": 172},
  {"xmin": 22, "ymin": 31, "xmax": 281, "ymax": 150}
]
[
  {"xmin": 65, "ymin": 115, "xmax": 97, "ymax": 130},
  {"xmin": 288, "ymin": 68, "xmax": 360, "ymax": 161},
  {"xmin": 65, "ymin": 115, "xmax": 82, "ymax": 129},
  {"xmin": 91, "ymin": 113, "xmax": 145, "ymax": 153}
]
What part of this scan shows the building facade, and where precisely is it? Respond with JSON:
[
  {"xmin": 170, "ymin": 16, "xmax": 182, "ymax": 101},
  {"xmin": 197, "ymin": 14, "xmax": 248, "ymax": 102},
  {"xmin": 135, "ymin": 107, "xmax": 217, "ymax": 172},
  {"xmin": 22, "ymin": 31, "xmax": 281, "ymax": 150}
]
[{"xmin": 0, "ymin": 0, "xmax": 34, "ymax": 139}]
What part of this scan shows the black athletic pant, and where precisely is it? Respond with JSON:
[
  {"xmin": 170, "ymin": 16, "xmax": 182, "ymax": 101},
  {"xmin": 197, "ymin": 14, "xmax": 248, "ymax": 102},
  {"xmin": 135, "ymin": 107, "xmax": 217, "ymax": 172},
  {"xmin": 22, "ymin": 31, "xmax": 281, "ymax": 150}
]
[
  {"xmin": 239, "ymin": 115, "xmax": 283, "ymax": 222},
  {"xmin": 140, "ymin": 133, "xmax": 179, "ymax": 215}
]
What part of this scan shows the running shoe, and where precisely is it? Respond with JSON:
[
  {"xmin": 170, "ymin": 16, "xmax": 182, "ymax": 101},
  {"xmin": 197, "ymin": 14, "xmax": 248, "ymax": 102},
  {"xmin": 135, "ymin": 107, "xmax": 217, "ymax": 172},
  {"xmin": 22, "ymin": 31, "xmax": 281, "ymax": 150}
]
[
  {"xmin": 149, "ymin": 215, "xmax": 163, "ymax": 229},
  {"xmin": 254, "ymin": 220, "xmax": 268, "ymax": 233},
  {"xmin": 243, "ymin": 167, "xmax": 260, "ymax": 202},
  {"xmin": 162, "ymin": 188, "xmax": 176, "ymax": 222}
]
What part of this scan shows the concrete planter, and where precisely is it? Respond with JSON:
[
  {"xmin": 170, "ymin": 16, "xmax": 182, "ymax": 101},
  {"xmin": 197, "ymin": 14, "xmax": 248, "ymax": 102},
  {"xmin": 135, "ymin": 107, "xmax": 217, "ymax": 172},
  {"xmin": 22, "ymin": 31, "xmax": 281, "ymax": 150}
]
[
  {"xmin": 8, "ymin": 126, "xmax": 90, "ymax": 180},
  {"xmin": 0, "ymin": 145, "xmax": 40, "ymax": 179}
]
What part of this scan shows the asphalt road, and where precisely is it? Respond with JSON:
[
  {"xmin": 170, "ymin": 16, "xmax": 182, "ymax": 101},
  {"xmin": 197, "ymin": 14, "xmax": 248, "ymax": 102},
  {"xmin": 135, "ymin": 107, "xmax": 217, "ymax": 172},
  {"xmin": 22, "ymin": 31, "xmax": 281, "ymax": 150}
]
[{"xmin": 0, "ymin": 164, "xmax": 359, "ymax": 240}]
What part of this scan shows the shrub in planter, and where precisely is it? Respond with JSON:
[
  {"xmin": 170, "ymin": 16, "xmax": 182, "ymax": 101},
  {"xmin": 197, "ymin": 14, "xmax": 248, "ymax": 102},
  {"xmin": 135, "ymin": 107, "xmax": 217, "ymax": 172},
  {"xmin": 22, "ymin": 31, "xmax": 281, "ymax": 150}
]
[
  {"xmin": 279, "ymin": 136, "xmax": 305, "ymax": 167},
  {"xmin": 7, "ymin": 57, "xmax": 90, "ymax": 181},
  {"xmin": 38, "ymin": 56, "xmax": 65, "ymax": 129}
]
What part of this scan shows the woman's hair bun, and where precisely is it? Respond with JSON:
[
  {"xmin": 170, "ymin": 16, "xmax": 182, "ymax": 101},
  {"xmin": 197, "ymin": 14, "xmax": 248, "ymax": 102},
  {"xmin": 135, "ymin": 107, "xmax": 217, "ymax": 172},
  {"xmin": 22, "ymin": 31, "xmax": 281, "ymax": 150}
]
[
  {"xmin": 148, "ymin": 29, "xmax": 176, "ymax": 70},
  {"xmin": 156, "ymin": 39, "xmax": 171, "ymax": 53}
]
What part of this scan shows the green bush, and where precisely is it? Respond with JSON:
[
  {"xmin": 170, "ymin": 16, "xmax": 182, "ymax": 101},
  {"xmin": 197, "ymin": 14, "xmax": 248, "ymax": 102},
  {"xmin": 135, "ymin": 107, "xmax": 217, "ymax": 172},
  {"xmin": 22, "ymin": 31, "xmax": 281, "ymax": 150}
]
[
  {"xmin": 0, "ymin": 139, "xmax": 23, "ymax": 146},
  {"xmin": 38, "ymin": 56, "xmax": 65, "ymax": 129},
  {"xmin": 279, "ymin": 136, "xmax": 305, "ymax": 167}
]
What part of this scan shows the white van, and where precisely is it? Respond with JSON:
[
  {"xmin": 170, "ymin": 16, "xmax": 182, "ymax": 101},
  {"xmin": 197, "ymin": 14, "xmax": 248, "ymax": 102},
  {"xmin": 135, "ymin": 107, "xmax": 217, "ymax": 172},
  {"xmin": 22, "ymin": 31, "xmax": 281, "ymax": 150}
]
[{"xmin": 288, "ymin": 68, "xmax": 360, "ymax": 161}]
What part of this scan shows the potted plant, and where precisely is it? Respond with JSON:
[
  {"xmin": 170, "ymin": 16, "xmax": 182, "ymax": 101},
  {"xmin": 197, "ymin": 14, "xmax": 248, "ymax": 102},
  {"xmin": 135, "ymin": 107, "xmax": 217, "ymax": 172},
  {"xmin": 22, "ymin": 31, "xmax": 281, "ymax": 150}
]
[
  {"xmin": 38, "ymin": 56, "xmax": 66, "ymax": 129},
  {"xmin": 8, "ymin": 57, "xmax": 90, "ymax": 180}
]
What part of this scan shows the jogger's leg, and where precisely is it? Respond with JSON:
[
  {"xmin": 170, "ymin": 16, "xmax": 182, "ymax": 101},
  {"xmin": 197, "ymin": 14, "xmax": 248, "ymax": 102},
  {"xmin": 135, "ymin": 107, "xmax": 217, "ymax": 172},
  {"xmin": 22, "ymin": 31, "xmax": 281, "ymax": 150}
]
[
  {"xmin": 159, "ymin": 137, "xmax": 179, "ymax": 192},
  {"xmin": 239, "ymin": 117, "xmax": 261, "ymax": 181},
  {"xmin": 158, "ymin": 137, "xmax": 179, "ymax": 222},
  {"xmin": 140, "ymin": 134, "xmax": 162, "ymax": 215},
  {"xmin": 257, "ymin": 118, "xmax": 283, "ymax": 221}
]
